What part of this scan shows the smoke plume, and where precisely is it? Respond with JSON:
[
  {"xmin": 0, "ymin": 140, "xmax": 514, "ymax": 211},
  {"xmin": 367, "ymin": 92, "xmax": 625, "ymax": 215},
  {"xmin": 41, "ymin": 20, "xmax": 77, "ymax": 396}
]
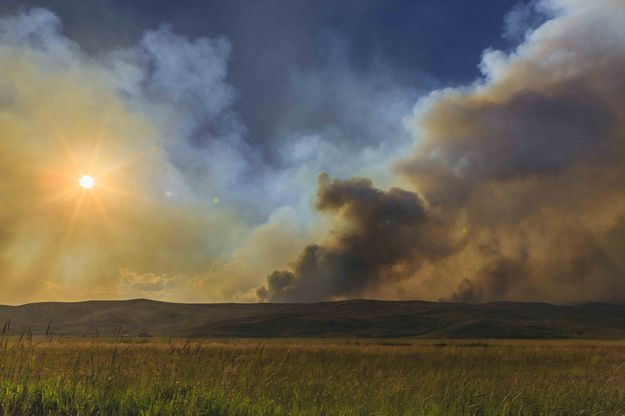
[
  {"xmin": 258, "ymin": 174, "xmax": 435, "ymax": 301},
  {"xmin": 260, "ymin": 0, "xmax": 625, "ymax": 303},
  {"xmin": 3, "ymin": 0, "xmax": 625, "ymax": 305}
]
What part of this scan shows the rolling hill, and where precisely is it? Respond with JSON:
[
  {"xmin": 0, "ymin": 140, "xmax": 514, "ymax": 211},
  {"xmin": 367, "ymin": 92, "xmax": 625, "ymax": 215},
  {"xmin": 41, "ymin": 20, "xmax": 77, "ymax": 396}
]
[{"xmin": 0, "ymin": 299, "xmax": 624, "ymax": 338}]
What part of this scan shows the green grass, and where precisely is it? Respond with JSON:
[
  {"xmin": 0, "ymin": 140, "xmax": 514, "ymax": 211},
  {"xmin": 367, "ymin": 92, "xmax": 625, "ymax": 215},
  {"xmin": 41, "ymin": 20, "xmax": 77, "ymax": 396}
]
[{"xmin": 0, "ymin": 337, "xmax": 624, "ymax": 415}]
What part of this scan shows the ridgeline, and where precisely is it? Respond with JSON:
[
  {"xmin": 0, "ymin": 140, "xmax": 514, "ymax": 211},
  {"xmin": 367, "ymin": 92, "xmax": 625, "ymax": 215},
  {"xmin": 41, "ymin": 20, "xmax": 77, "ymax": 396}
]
[{"xmin": 0, "ymin": 299, "xmax": 623, "ymax": 339}]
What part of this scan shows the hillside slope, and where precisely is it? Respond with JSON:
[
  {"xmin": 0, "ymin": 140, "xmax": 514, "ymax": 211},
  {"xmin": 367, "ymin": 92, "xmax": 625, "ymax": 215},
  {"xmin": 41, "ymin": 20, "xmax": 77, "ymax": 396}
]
[{"xmin": 0, "ymin": 299, "xmax": 624, "ymax": 338}]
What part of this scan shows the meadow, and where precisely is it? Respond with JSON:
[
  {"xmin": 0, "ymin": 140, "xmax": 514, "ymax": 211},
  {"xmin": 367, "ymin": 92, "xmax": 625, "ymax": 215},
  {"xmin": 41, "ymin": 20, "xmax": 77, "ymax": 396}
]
[{"xmin": 0, "ymin": 337, "xmax": 623, "ymax": 415}]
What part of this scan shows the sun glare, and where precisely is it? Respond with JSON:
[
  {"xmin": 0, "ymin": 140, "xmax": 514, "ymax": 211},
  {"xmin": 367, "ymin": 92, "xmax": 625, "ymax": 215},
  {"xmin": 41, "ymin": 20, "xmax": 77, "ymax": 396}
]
[{"xmin": 78, "ymin": 175, "xmax": 95, "ymax": 189}]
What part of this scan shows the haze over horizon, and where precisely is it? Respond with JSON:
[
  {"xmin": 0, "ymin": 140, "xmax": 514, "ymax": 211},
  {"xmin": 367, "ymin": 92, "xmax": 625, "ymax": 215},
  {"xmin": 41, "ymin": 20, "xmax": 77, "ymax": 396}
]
[{"xmin": 1, "ymin": 0, "xmax": 624, "ymax": 305}]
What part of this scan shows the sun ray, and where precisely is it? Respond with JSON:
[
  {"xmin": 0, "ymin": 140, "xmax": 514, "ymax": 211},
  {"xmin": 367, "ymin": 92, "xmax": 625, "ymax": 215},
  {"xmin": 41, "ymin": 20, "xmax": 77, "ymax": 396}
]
[
  {"xmin": 62, "ymin": 190, "xmax": 87, "ymax": 240},
  {"xmin": 87, "ymin": 118, "xmax": 109, "ymax": 174},
  {"xmin": 94, "ymin": 183, "xmax": 150, "ymax": 204},
  {"xmin": 93, "ymin": 146, "xmax": 161, "ymax": 180},
  {"xmin": 87, "ymin": 190, "xmax": 110, "ymax": 225}
]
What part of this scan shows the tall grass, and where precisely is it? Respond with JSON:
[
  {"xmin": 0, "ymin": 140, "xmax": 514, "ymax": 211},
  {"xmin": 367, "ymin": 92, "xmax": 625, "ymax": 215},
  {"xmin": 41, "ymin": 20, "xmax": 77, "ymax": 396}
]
[{"xmin": 0, "ymin": 335, "xmax": 624, "ymax": 415}]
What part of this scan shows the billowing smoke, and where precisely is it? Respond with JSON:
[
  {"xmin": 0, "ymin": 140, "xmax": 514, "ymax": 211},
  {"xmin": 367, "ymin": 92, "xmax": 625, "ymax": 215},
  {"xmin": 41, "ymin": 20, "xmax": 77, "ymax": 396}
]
[
  {"xmin": 4, "ymin": 0, "xmax": 625, "ymax": 305},
  {"xmin": 258, "ymin": 174, "xmax": 438, "ymax": 301},
  {"xmin": 0, "ymin": 8, "xmax": 303, "ymax": 304},
  {"xmin": 0, "ymin": 7, "xmax": 413, "ymax": 304},
  {"xmin": 260, "ymin": 0, "xmax": 625, "ymax": 303},
  {"xmin": 0, "ymin": 9, "xmax": 245, "ymax": 303}
]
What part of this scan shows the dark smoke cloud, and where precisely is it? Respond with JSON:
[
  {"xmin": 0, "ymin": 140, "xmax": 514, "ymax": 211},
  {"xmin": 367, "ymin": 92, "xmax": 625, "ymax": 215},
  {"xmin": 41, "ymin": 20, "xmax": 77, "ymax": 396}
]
[
  {"xmin": 261, "ymin": 0, "xmax": 625, "ymax": 304},
  {"xmin": 257, "ymin": 174, "xmax": 433, "ymax": 301}
]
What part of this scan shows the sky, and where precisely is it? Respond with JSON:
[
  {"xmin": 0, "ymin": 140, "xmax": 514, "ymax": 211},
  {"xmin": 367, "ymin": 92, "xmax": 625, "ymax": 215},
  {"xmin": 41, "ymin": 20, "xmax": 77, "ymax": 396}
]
[{"xmin": 0, "ymin": 0, "xmax": 624, "ymax": 305}]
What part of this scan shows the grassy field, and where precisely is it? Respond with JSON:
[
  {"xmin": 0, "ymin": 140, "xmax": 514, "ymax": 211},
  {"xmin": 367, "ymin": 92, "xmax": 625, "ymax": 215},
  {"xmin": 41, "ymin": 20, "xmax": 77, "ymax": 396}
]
[{"xmin": 0, "ymin": 337, "xmax": 623, "ymax": 415}]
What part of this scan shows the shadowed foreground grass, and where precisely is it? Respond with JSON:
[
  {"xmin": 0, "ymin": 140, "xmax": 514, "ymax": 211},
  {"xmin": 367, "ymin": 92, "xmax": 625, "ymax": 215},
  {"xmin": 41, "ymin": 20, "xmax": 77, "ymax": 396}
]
[{"xmin": 0, "ymin": 337, "xmax": 624, "ymax": 415}]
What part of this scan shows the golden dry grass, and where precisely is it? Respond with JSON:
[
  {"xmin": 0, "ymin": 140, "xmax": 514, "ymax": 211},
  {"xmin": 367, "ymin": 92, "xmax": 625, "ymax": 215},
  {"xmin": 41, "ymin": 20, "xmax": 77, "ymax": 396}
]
[{"xmin": 0, "ymin": 337, "xmax": 624, "ymax": 415}]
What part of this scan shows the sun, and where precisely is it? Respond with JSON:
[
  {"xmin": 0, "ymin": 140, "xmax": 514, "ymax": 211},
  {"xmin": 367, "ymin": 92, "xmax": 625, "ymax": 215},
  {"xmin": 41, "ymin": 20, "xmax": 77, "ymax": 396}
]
[{"xmin": 78, "ymin": 175, "xmax": 95, "ymax": 189}]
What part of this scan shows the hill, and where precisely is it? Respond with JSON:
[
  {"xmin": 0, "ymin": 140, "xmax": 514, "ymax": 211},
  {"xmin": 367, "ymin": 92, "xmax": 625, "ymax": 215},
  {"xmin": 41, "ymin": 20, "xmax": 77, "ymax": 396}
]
[{"xmin": 0, "ymin": 299, "xmax": 624, "ymax": 338}]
